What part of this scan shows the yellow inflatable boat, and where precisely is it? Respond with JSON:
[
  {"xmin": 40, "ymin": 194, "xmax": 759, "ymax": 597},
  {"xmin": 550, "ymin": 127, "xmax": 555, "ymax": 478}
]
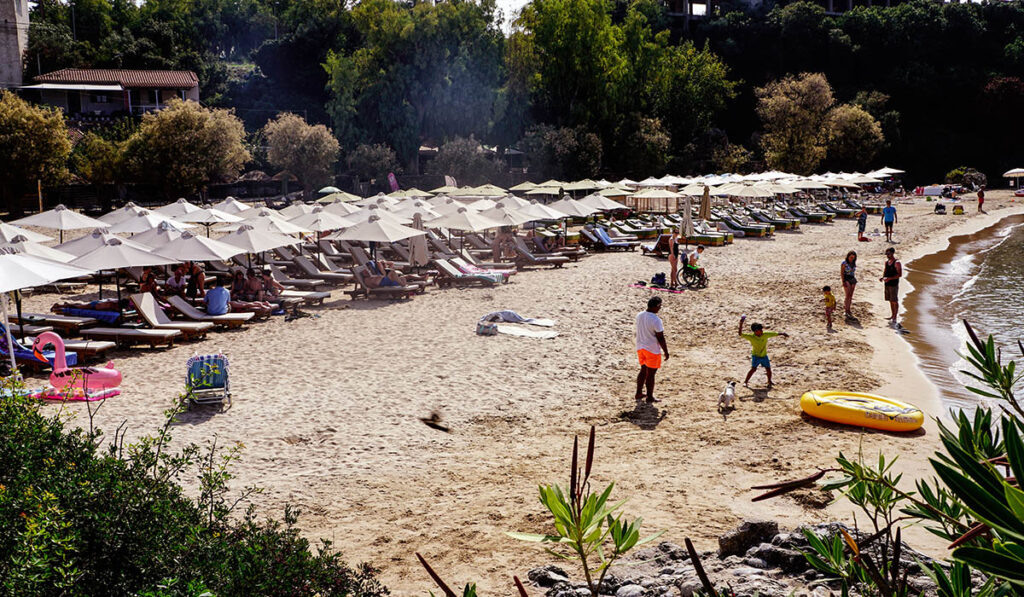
[{"xmin": 800, "ymin": 391, "xmax": 924, "ymax": 433}]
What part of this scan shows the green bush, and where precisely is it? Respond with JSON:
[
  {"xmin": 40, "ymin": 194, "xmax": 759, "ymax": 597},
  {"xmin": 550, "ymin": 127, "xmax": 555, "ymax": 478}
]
[
  {"xmin": 0, "ymin": 383, "xmax": 388, "ymax": 596},
  {"xmin": 346, "ymin": 143, "xmax": 401, "ymax": 184}
]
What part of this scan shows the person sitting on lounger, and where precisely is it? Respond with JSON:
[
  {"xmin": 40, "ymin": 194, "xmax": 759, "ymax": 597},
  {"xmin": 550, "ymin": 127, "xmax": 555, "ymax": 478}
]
[
  {"xmin": 184, "ymin": 261, "xmax": 206, "ymax": 299},
  {"xmin": 242, "ymin": 269, "xmax": 263, "ymax": 301},
  {"xmin": 260, "ymin": 268, "xmax": 286, "ymax": 299},
  {"xmin": 365, "ymin": 260, "xmax": 407, "ymax": 288},
  {"xmin": 492, "ymin": 226, "xmax": 517, "ymax": 262},
  {"xmin": 204, "ymin": 278, "xmax": 231, "ymax": 315},
  {"xmin": 140, "ymin": 268, "xmax": 161, "ymax": 297},
  {"xmin": 231, "ymin": 270, "xmax": 248, "ymax": 299},
  {"xmin": 165, "ymin": 267, "xmax": 187, "ymax": 297}
]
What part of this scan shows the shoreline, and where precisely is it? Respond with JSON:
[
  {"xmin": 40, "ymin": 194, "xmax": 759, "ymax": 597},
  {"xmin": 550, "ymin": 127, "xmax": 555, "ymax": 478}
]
[{"xmin": 901, "ymin": 211, "xmax": 1024, "ymax": 412}]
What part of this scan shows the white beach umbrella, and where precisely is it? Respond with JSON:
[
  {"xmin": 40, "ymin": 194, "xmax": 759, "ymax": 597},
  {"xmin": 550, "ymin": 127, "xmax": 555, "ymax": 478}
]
[
  {"xmin": 680, "ymin": 197, "xmax": 695, "ymax": 240},
  {"xmin": 408, "ymin": 213, "xmax": 430, "ymax": 268},
  {"xmin": 57, "ymin": 228, "xmax": 152, "ymax": 256},
  {"xmin": 317, "ymin": 191, "xmax": 363, "ymax": 205},
  {"xmin": 499, "ymin": 195, "xmax": 532, "ymax": 208},
  {"xmin": 699, "ymin": 186, "xmax": 712, "ymax": 221},
  {"xmin": 508, "ymin": 181, "xmax": 537, "ymax": 193},
  {"xmin": 596, "ymin": 187, "xmax": 630, "ymax": 197},
  {"xmin": 525, "ymin": 187, "xmax": 561, "ymax": 196},
  {"xmin": 212, "ymin": 197, "xmax": 253, "ymax": 214},
  {"xmin": 130, "ymin": 221, "xmax": 188, "ymax": 250},
  {"xmin": 319, "ymin": 185, "xmax": 342, "ymax": 194},
  {"xmin": 480, "ymin": 203, "xmax": 537, "ymax": 226},
  {"xmin": 325, "ymin": 214, "xmax": 425, "ymax": 243},
  {"xmin": 789, "ymin": 180, "xmax": 830, "ymax": 190},
  {"xmin": 175, "ymin": 207, "xmax": 244, "ymax": 237},
  {"xmin": 280, "ymin": 202, "xmax": 316, "ymax": 218},
  {"xmin": 154, "ymin": 197, "xmax": 202, "ymax": 218},
  {"xmin": 289, "ymin": 207, "xmax": 356, "ymax": 232},
  {"xmin": 155, "ymin": 230, "xmax": 244, "ymax": 262},
  {"xmin": 579, "ymin": 193, "xmax": 627, "ymax": 211},
  {"xmin": 518, "ymin": 201, "xmax": 569, "ymax": 221},
  {"xmin": 224, "ymin": 215, "xmax": 310, "ymax": 236},
  {"xmin": 98, "ymin": 201, "xmax": 147, "ymax": 225},
  {"xmin": 431, "ymin": 207, "xmax": 504, "ymax": 232},
  {"xmin": 109, "ymin": 209, "xmax": 192, "ymax": 234},
  {"xmin": 679, "ymin": 183, "xmax": 709, "ymax": 196},
  {"xmin": 349, "ymin": 205, "xmax": 412, "ymax": 225},
  {"xmin": 0, "ymin": 221, "xmax": 52, "ymax": 243},
  {"xmin": 468, "ymin": 198, "xmax": 498, "ymax": 211},
  {"xmin": 220, "ymin": 224, "xmax": 300, "ymax": 255},
  {"xmin": 549, "ymin": 197, "xmax": 599, "ymax": 218},
  {"xmin": 323, "ymin": 200, "xmax": 364, "ymax": 216},
  {"xmin": 392, "ymin": 201, "xmax": 442, "ymax": 221},
  {"xmin": 11, "ymin": 204, "xmax": 110, "ymax": 242},
  {"xmin": 1002, "ymin": 167, "xmax": 1024, "ymax": 178},
  {"xmin": 0, "ymin": 251, "xmax": 94, "ymax": 373},
  {"xmin": 71, "ymin": 237, "xmax": 178, "ymax": 304},
  {"xmin": 0, "ymin": 236, "xmax": 76, "ymax": 263}
]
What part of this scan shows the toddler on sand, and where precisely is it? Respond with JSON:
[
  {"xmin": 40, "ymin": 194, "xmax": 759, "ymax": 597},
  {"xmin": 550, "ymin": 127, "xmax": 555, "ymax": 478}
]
[{"xmin": 822, "ymin": 285, "xmax": 836, "ymax": 331}]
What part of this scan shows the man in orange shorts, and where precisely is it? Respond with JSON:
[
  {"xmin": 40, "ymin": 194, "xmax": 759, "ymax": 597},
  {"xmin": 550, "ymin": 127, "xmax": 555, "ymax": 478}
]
[{"xmin": 635, "ymin": 296, "xmax": 670, "ymax": 403}]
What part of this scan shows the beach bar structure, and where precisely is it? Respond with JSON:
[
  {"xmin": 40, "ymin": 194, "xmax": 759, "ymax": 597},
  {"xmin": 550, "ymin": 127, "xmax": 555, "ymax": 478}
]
[{"xmin": 22, "ymin": 69, "xmax": 199, "ymax": 116}]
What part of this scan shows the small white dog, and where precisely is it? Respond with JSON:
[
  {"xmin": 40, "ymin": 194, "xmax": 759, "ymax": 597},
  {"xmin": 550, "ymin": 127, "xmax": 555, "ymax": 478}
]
[{"xmin": 718, "ymin": 381, "xmax": 737, "ymax": 411}]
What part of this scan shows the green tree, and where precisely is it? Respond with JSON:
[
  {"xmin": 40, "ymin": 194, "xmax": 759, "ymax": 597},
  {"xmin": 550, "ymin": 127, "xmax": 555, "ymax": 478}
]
[
  {"xmin": 346, "ymin": 143, "xmax": 400, "ymax": 184},
  {"xmin": 122, "ymin": 99, "xmax": 249, "ymax": 199},
  {"xmin": 824, "ymin": 104, "xmax": 884, "ymax": 171},
  {"xmin": 71, "ymin": 132, "xmax": 124, "ymax": 211},
  {"xmin": 756, "ymin": 72, "xmax": 834, "ymax": 174},
  {"xmin": 615, "ymin": 115, "xmax": 670, "ymax": 178},
  {"xmin": 324, "ymin": 0, "xmax": 504, "ymax": 172},
  {"xmin": 426, "ymin": 136, "xmax": 502, "ymax": 185},
  {"xmin": 0, "ymin": 91, "xmax": 71, "ymax": 216},
  {"xmin": 521, "ymin": 125, "xmax": 602, "ymax": 180},
  {"xmin": 263, "ymin": 112, "xmax": 340, "ymax": 200}
]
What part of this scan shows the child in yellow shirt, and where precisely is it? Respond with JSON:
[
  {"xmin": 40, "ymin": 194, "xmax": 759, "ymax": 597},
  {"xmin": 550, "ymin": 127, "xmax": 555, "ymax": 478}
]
[{"xmin": 823, "ymin": 285, "xmax": 836, "ymax": 331}]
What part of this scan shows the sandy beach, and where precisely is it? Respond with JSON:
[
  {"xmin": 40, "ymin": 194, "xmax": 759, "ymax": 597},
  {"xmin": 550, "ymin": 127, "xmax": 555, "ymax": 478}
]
[{"xmin": 18, "ymin": 192, "xmax": 1024, "ymax": 594}]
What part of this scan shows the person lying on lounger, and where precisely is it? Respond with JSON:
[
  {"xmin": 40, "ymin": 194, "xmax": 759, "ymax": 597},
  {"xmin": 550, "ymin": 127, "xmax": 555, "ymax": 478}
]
[{"xmin": 365, "ymin": 260, "xmax": 408, "ymax": 288}]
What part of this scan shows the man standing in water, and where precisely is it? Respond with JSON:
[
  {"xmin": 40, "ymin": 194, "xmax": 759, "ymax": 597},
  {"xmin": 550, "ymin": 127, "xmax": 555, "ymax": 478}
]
[
  {"xmin": 880, "ymin": 247, "xmax": 903, "ymax": 328},
  {"xmin": 881, "ymin": 200, "xmax": 898, "ymax": 243},
  {"xmin": 635, "ymin": 297, "xmax": 669, "ymax": 403}
]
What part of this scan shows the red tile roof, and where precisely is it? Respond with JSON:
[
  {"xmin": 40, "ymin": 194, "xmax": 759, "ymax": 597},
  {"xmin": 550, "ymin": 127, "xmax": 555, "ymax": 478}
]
[{"xmin": 34, "ymin": 69, "xmax": 198, "ymax": 89}]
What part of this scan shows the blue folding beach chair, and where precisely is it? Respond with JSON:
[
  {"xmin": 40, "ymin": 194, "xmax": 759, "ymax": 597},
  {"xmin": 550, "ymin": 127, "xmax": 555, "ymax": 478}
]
[{"xmin": 185, "ymin": 353, "xmax": 231, "ymax": 410}]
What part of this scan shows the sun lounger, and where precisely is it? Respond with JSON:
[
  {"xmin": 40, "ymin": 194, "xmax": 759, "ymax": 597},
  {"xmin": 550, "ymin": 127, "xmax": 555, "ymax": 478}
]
[
  {"xmin": 291, "ymin": 255, "xmax": 353, "ymax": 285},
  {"xmin": 130, "ymin": 293, "xmax": 214, "ymax": 340},
  {"xmin": 269, "ymin": 265, "xmax": 329, "ymax": 290},
  {"xmin": 513, "ymin": 237, "xmax": 569, "ymax": 268},
  {"xmin": 641, "ymin": 234, "xmax": 670, "ymax": 256},
  {"xmin": 318, "ymin": 240, "xmax": 352, "ymax": 266},
  {"xmin": 166, "ymin": 295, "xmax": 254, "ymax": 329},
  {"xmin": 12, "ymin": 312, "xmax": 100, "ymax": 337},
  {"xmin": 433, "ymin": 259, "xmax": 503, "ymax": 287},
  {"xmin": 22, "ymin": 335, "xmax": 117, "ymax": 362},
  {"xmin": 451, "ymin": 257, "xmax": 515, "ymax": 281},
  {"xmin": 346, "ymin": 266, "xmax": 419, "ymax": 300},
  {"xmin": 278, "ymin": 289, "xmax": 329, "ymax": 306},
  {"xmin": 81, "ymin": 327, "xmax": 180, "ymax": 348},
  {"xmin": 532, "ymin": 236, "xmax": 586, "ymax": 260},
  {"xmin": 0, "ymin": 323, "xmax": 77, "ymax": 368},
  {"xmin": 593, "ymin": 227, "xmax": 637, "ymax": 251}
]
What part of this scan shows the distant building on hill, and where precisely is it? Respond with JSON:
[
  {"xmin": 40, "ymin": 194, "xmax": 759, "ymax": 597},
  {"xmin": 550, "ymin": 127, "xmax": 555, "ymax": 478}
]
[
  {"xmin": 21, "ymin": 68, "xmax": 199, "ymax": 117},
  {"xmin": 0, "ymin": 0, "xmax": 29, "ymax": 88},
  {"xmin": 667, "ymin": 0, "xmax": 904, "ymax": 20}
]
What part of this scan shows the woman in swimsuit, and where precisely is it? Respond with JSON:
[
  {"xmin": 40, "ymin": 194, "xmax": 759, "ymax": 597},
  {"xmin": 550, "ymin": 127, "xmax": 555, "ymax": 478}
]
[{"xmin": 840, "ymin": 250, "xmax": 858, "ymax": 318}]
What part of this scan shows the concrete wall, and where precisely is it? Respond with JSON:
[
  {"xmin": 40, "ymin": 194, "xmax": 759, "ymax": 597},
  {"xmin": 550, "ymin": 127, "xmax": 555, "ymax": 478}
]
[{"xmin": 0, "ymin": 0, "xmax": 29, "ymax": 88}]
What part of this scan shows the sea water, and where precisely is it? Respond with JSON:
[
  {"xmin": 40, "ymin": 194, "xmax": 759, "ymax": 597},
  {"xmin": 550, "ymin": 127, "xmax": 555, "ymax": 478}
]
[{"xmin": 903, "ymin": 216, "xmax": 1024, "ymax": 413}]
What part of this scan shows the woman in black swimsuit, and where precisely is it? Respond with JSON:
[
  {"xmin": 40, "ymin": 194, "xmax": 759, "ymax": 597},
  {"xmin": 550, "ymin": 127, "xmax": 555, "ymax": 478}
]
[{"xmin": 840, "ymin": 250, "xmax": 857, "ymax": 318}]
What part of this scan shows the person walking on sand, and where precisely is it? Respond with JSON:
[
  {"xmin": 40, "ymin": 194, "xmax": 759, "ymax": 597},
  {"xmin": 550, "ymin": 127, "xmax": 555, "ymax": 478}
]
[
  {"xmin": 840, "ymin": 250, "xmax": 858, "ymax": 319},
  {"xmin": 881, "ymin": 200, "xmax": 898, "ymax": 243},
  {"xmin": 668, "ymin": 231, "xmax": 680, "ymax": 288},
  {"xmin": 635, "ymin": 296, "xmax": 669, "ymax": 403},
  {"xmin": 977, "ymin": 187, "xmax": 986, "ymax": 213},
  {"xmin": 738, "ymin": 316, "xmax": 788, "ymax": 388},
  {"xmin": 856, "ymin": 206, "xmax": 869, "ymax": 242},
  {"xmin": 880, "ymin": 247, "xmax": 903, "ymax": 327}
]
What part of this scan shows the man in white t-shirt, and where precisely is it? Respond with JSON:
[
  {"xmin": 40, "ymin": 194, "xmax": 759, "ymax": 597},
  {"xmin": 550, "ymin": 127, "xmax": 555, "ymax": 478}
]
[{"xmin": 635, "ymin": 296, "xmax": 670, "ymax": 403}]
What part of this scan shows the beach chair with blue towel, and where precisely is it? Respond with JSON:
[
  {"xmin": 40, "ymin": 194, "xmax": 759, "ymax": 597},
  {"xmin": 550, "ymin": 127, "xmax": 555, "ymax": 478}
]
[
  {"xmin": 185, "ymin": 353, "xmax": 231, "ymax": 410},
  {"xmin": 0, "ymin": 322, "xmax": 77, "ymax": 369}
]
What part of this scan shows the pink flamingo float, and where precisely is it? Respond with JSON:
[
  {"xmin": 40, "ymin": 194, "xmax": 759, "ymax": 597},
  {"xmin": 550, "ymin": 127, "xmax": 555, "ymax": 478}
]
[{"xmin": 32, "ymin": 331, "xmax": 122, "ymax": 400}]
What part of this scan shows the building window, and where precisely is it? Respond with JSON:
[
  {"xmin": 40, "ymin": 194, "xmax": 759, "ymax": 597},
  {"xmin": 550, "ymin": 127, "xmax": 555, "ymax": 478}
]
[{"xmin": 90, "ymin": 95, "xmax": 110, "ymax": 103}]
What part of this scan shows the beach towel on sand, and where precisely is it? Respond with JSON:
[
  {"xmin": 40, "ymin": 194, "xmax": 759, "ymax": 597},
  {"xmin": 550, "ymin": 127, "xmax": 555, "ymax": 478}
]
[
  {"xmin": 495, "ymin": 324, "xmax": 558, "ymax": 339},
  {"xmin": 480, "ymin": 310, "xmax": 556, "ymax": 327}
]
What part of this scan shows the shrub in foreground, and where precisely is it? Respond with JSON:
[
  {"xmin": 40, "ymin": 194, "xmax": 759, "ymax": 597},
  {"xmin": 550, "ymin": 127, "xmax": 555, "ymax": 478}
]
[{"xmin": 0, "ymin": 385, "xmax": 388, "ymax": 596}]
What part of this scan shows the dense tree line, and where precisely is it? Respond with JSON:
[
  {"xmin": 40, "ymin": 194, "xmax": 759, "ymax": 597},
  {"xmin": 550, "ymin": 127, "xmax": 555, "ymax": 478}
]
[{"xmin": 22, "ymin": 0, "xmax": 1024, "ymax": 183}]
